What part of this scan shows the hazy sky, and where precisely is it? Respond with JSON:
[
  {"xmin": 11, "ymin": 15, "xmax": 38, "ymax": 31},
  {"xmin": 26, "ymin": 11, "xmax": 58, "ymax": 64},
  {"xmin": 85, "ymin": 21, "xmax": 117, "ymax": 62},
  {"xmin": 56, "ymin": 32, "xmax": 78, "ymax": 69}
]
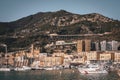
[{"xmin": 0, "ymin": 0, "xmax": 120, "ymax": 22}]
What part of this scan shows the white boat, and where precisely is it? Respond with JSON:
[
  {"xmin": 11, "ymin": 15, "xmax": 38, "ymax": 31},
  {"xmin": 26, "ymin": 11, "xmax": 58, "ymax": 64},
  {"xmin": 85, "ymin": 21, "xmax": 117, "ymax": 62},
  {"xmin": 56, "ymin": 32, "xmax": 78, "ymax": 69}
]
[
  {"xmin": 78, "ymin": 64, "xmax": 108, "ymax": 74},
  {"xmin": 23, "ymin": 66, "xmax": 31, "ymax": 70},
  {"xmin": 14, "ymin": 67, "xmax": 25, "ymax": 71},
  {"xmin": 44, "ymin": 67, "xmax": 54, "ymax": 70},
  {"xmin": 0, "ymin": 68, "xmax": 11, "ymax": 71},
  {"xmin": 14, "ymin": 66, "xmax": 31, "ymax": 71}
]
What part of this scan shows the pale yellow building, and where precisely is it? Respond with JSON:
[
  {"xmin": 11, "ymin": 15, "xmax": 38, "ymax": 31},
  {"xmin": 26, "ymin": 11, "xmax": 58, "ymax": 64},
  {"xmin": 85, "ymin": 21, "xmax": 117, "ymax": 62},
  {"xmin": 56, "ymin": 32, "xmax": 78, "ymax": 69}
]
[
  {"xmin": 77, "ymin": 40, "xmax": 91, "ymax": 53},
  {"xmin": 63, "ymin": 55, "xmax": 73, "ymax": 66},
  {"xmin": 43, "ymin": 56, "xmax": 63, "ymax": 67},
  {"xmin": 85, "ymin": 39, "xmax": 91, "ymax": 52},
  {"xmin": 114, "ymin": 52, "xmax": 120, "ymax": 63},
  {"xmin": 99, "ymin": 52, "xmax": 112, "ymax": 61},
  {"xmin": 77, "ymin": 40, "xmax": 83, "ymax": 53},
  {"xmin": 71, "ymin": 55, "xmax": 86, "ymax": 64},
  {"xmin": 52, "ymin": 52, "xmax": 65, "ymax": 57},
  {"xmin": 5, "ymin": 53, "xmax": 14, "ymax": 66},
  {"xmin": 78, "ymin": 52, "xmax": 88, "ymax": 56},
  {"xmin": 85, "ymin": 51, "xmax": 98, "ymax": 61}
]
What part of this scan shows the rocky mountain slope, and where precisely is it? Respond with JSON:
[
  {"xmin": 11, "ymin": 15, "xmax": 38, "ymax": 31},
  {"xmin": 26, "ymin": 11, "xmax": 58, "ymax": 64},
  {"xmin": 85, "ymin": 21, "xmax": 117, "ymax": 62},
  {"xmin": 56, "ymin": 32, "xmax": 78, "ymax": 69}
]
[
  {"xmin": 12, "ymin": 10, "xmax": 116, "ymax": 35},
  {"xmin": 0, "ymin": 10, "xmax": 120, "ymax": 51}
]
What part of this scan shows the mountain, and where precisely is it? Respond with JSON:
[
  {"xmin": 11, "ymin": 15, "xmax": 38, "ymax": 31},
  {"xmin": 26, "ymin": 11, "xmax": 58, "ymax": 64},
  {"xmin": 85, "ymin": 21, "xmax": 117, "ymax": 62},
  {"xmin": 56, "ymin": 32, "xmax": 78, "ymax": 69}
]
[
  {"xmin": 0, "ymin": 10, "xmax": 120, "ymax": 51},
  {"xmin": 0, "ymin": 10, "xmax": 120, "ymax": 35}
]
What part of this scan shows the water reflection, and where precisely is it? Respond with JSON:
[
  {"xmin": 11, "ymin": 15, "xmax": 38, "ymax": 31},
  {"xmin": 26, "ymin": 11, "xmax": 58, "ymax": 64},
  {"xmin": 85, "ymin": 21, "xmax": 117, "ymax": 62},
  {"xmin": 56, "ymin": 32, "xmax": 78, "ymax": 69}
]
[
  {"xmin": 80, "ymin": 71, "xmax": 120, "ymax": 80},
  {"xmin": 0, "ymin": 69, "xmax": 119, "ymax": 80}
]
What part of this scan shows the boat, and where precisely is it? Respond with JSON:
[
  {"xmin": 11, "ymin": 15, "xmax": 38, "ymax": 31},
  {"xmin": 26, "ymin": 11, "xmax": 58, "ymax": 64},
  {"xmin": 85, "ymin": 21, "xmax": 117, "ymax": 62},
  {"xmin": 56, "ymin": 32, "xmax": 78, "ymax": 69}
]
[
  {"xmin": 0, "ymin": 68, "xmax": 11, "ymax": 71},
  {"xmin": 78, "ymin": 64, "xmax": 108, "ymax": 74},
  {"xmin": 22, "ymin": 66, "xmax": 31, "ymax": 70},
  {"xmin": 14, "ymin": 67, "xmax": 25, "ymax": 71},
  {"xmin": 44, "ymin": 67, "xmax": 54, "ymax": 70},
  {"xmin": 44, "ymin": 66, "xmax": 61, "ymax": 70},
  {"xmin": 14, "ymin": 66, "xmax": 31, "ymax": 71}
]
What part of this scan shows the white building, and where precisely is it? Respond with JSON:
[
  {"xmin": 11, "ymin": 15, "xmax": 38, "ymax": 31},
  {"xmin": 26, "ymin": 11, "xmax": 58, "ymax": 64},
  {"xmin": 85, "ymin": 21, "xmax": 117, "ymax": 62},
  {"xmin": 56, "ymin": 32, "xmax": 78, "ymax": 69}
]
[
  {"xmin": 56, "ymin": 41, "xmax": 65, "ymax": 45},
  {"xmin": 111, "ymin": 40, "xmax": 118, "ymax": 51},
  {"xmin": 100, "ymin": 40, "xmax": 107, "ymax": 51},
  {"xmin": 106, "ymin": 41, "xmax": 112, "ymax": 51},
  {"xmin": 95, "ymin": 42, "xmax": 100, "ymax": 51}
]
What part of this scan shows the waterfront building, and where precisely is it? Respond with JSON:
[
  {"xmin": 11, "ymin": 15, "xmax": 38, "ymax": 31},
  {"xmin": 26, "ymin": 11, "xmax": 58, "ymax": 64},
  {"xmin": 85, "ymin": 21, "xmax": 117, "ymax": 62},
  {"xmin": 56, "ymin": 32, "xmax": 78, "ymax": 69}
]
[
  {"xmin": 114, "ymin": 52, "xmax": 120, "ymax": 64},
  {"xmin": 36, "ymin": 53, "xmax": 47, "ymax": 67},
  {"xmin": 63, "ymin": 55, "xmax": 73, "ymax": 67},
  {"xmin": 14, "ymin": 54, "xmax": 28, "ymax": 67},
  {"xmin": 4, "ymin": 53, "xmax": 14, "ymax": 66},
  {"xmin": 71, "ymin": 55, "xmax": 86, "ymax": 64},
  {"xmin": 44, "ymin": 56, "xmax": 63, "ymax": 67},
  {"xmin": 85, "ymin": 51, "xmax": 98, "ymax": 63},
  {"xmin": 98, "ymin": 51, "xmax": 114, "ymax": 63},
  {"xmin": 31, "ymin": 53, "xmax": 64, "ymax": 67}
]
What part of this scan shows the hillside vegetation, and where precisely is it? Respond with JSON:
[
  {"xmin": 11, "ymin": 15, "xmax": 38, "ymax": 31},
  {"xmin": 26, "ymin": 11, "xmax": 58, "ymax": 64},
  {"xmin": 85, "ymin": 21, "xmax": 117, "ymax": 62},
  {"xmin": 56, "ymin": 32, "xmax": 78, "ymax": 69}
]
[{"xmin": 0, "ymin": 10, "xmax": 120, "ymax": 52}]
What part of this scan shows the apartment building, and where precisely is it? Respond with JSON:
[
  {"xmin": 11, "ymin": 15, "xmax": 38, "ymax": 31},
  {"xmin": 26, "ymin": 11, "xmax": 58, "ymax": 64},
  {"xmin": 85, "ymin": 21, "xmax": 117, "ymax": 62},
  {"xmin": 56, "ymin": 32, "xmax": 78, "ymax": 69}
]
[
  {"xmin": 77, "ymin": 40, "xmax": 83, "ymax": 53},
  {"xmin": 95, "ymin": 42, "xmax": 101, "ymax": 51},
  {"xmin": 85, "ymin": 40, "xmax": 91, "ymax": 51},
  {"xmin": 43, "ymin": 56, "xmax": 63, "ymax": 67},
  {"xmin": 98, "ymin": 51, "xmax": 114, "ymax": 63},
  {"xmin": 100, "ymin": 40, "xmax": 107, "ymax": 51},
  {"xmin": 114, "ymin": 52, "xmax": 120, "ymax": 64},
  {"xmin": 85, "ymin": 51, "xmax": 98, "ymax": 63},
  {"xmin": 71, "ymin": 55, "xmax": 86, "ymax": 64},
  {"xmin": 112, "ymin": 40, "xmax": 118, "ymax": 51}
]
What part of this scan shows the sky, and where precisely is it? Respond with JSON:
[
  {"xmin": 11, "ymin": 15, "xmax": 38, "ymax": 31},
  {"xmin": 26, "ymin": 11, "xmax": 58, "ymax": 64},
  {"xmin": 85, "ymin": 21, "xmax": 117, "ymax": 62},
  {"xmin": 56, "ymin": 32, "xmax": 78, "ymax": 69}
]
[{"xmin": 0, "ymin": 0, "xmax": 120, "ymax": 22}]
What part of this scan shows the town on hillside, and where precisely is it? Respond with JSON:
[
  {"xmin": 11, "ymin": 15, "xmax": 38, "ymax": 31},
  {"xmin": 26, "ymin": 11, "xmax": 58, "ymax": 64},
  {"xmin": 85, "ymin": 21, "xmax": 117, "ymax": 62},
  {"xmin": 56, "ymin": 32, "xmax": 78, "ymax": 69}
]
[{"xmin": 0, "ymin": 38, "xmax": 120, "ymax": 71}]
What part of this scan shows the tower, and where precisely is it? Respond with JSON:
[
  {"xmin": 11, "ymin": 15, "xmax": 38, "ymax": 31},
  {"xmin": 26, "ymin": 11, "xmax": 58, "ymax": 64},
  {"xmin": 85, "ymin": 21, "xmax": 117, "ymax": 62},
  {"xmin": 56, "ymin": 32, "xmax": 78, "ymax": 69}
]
[
  {"xmin": 85, "ymin": 40, "xmax": 91, "ymax": 52},
  {"xmin": 77, "ymin": 40, "xmax": 83, "ymax": 53},
  {"xmin": 100, "ymin": 40, "xmax": 107, "ymax": 51}
]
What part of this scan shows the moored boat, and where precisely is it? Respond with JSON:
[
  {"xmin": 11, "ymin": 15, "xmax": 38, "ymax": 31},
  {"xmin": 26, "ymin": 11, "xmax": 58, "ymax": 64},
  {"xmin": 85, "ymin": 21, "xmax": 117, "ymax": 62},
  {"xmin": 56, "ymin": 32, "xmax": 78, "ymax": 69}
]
[
  {"xmin": 14, "ymin": 66, "xmax": 31, "ymax": 71},
  {"xmin": 44, "ymin": 67, "xmax": 54, "ymax": 70},
  {"xmin": 14, "ymin": 67, "xmax": 25, "ymax": 71},
  {"xmin": 23, "ymin": 66, "xmax": 31, "ymax": 70},
  {"xmin": 78, "ymin": 64, "xmax": 108, "ymax": 74},
  {"xmin": 0, "ymin": 68, "xmax": 11, "ymax": 71}
]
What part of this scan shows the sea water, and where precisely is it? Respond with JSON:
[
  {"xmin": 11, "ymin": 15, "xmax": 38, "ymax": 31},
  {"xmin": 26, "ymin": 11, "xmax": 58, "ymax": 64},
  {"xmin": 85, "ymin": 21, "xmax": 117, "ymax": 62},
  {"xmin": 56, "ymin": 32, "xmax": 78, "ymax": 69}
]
[{"xmin": 0, "ymin": 69, "xmax": 119, "ymax": 80}]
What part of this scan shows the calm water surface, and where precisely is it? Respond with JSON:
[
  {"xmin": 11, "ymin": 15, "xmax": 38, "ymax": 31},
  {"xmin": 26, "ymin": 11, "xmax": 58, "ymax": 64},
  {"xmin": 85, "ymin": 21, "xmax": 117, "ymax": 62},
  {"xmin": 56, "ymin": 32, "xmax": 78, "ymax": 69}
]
[{"xmin": 0, "ymin": 69, "xmax": 120, "ymax": 80}]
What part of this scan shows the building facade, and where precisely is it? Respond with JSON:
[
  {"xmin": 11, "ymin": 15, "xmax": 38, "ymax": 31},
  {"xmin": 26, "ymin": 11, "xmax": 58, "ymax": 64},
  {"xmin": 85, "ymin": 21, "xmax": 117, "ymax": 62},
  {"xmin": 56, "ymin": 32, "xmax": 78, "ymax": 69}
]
[{"xmin": 85, "ymin": 40, "xmax": 91, "ymax": 51}]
